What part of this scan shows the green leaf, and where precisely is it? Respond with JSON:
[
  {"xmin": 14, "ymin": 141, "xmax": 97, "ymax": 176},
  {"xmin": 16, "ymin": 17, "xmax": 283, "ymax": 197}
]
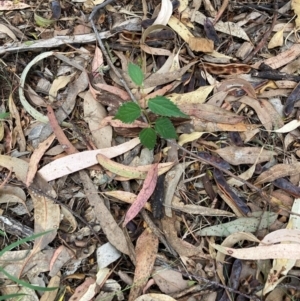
[
  {"xmin": 139, "ymin": 128, "xmax": 157, "ymax": 150},
  {"xmin": 128, "ymin": 62, "xmax": 144, "ymax": 86},
  {"xmin": 114, "ymin": 102, "xmax": 141, "ymax": 123},
  {"xmin": 0, "ymin": 112, "xmax": 10, "ymax": 119},
  {"xmin": 148, "ymin": 96, "xmax": 188, "ymax": 118},
  {"xmin": 34, "ymin": 13, "xmax": 55, "ymax": 27},
  {"xmin": 0, "ymin": 229, "xmax": 54, "ymax": 257},
  {"xmin": 0, "ymin": 294, "xmax": 27, "ymax": 300},
  {"xmin": 0, "ymin": 267, "xmax": 57, "ymax": 291},
  {"xmin": 155, "ymin": 117, "xmax": 177, "ymax": 139}
]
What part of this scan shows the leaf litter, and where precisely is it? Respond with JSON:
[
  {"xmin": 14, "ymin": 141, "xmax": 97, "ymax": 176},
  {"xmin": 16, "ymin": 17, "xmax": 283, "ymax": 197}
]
[{"xmin": 1, "ymin": 0, "xmax": 300, "ymax": 300}]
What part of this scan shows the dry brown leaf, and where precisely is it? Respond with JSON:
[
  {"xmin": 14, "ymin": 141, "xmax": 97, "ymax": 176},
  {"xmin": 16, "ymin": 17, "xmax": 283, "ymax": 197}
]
[
  {"xmin": 104, "ymin": 191, "xmax": 152, "ymax": 211},
  {"xmin": 188, "ymin": 36, "xmax": 214, "ymax": 52},
  {"xmin": 152, "ymin": 267, "xmax": 189, "ymax": 294},
  {"xmin": 161, "ymin": 215, "xmax": 204, "ymax": 257},
  {"xmin": 80, "ymin": 170, "xmax": 130, "ymax": 255},
  {"xmin": 237, "ymin": 96, "xmax": 275, "ymax": 130},
  {"xmin": 129, "ymin": 228, "xmax": 158, "ymax": 301},
  {"xmin": 168, "ymin": 85, "xmax": 215, "ymax": 105},
  {"xmin": 181, "ymin": 103, "xmax": 244, "ymax": 124},
  {"xmin": 172, "ymin": 196, "xmax": 235, "ymax": 217},
  {"xmin": 8, "ymin": 93, "xmax": 26, "ymax": 152},
  {"xmin": 192, "ymin": 119, "xmax": 259, "ymax": 132},
  {"xmin": 49, "ymin": 73, "xmax": 76, "ymax": 103},
  {"xmin": 84, "ymin": 91, "xmax": 112, "ymax": 149},
  {"xmin": 26, "ymin": 133, "xmax": 56, "ymax": 187},
  {"xmin": 268, "ymin": 29, "xmax": 284, "ymax": 49},
  {"xmin": 38, "ymin": 138, "xmax": 141, "ymax": 181},
  {"xmin": 216, "ymin": 146, "xmax": 277, "ymax": 165},
  {"xmin": 292, "ymin": 0, "xmax": 300, "ymax": 28},
  {"xmin": 255, "ymin": 163, "xmax": 300, "ymax": 185},
  {"xmin": 123, "ymin": 164, "xmax": 158, "ymax": 226}
]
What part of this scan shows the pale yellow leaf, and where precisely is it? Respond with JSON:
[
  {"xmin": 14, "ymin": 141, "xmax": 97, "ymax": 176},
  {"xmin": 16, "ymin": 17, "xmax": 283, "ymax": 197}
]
[
  {"xmin": 178, "ymin": 132, "xmax": 205, "ymax": 146},
  {"xmin": 268, "ymin": 29, "xmax": 284, "ymax": 49},
  {"xmin": 168, "ymin": 85, "xmax": 215, "ymax": 105},
  {"xmin": 167, "ymin": 15, "xmax": 194, "ymax": 43},
  {"xmin": 292, "ymin": 0, "xmax": 300, "ymax": 28}
]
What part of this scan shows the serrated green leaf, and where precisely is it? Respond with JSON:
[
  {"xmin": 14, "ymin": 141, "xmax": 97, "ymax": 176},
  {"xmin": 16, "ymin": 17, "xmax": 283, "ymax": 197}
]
[
  {"xmin": 148, "ymin": 96, "xmax": 188, "ymax": 117},
  {"xmin": 155, "ymin": 117, "xmax": 177, "ymax": 139},
  {"xmin": 114, "ymin": 102, "xmax": 141, "ymax": 123},
  {"xmin": 128, "ymin": 62, "xmax": 144, "ymax": 86},
  {"xmin": 139, "ymin": 128, "xmax": 157, "ymax": 150}
]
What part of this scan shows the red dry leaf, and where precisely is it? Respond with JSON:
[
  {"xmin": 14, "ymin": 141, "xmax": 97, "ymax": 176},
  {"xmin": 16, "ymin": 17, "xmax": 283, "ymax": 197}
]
[{"xmin": 123, "ymin": 163, "xmax": 158, "ymax": 227}]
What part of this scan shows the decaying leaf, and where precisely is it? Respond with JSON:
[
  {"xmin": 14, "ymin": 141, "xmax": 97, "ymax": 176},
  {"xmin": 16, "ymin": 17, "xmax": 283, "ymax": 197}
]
[
  {"xmin": 216, "ymin": 146, "xmax": 277, "ymax": 165},
  {"xmin": 129, "ymin": 228, "xmax": 158, "ymax": 301},
  {"xmin": 123, "ymin": 163, "xmax": 158, "ymax": 226}
]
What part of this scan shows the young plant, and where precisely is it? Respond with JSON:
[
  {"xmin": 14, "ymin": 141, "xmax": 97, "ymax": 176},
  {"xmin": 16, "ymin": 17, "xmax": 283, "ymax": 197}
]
[{"xmin": 114, "ymin": 62, "xmax": 188, "ymax": 149}]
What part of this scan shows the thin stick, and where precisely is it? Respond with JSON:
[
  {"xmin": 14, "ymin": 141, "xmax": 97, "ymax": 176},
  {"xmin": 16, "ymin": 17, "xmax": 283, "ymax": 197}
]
[{"xmin": 243, "ymin": 0, "xmax": 278, "ymax": 64}]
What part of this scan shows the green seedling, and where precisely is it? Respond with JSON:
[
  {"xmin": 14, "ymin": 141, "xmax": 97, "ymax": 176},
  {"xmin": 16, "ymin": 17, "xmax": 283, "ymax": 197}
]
[{"xmin": 114, "ymin": 62, "xmax": 188, "ymax": 149}]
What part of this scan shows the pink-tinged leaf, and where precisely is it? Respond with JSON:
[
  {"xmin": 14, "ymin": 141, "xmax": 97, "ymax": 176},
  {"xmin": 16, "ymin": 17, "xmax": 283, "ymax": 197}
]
[
  {"xmin": 92, "ymin": 47, "xmax": 103, "ymax": 74},
  {"xmin": 123, "ymin": 164, "xmax": 158, "ymax": 227}
]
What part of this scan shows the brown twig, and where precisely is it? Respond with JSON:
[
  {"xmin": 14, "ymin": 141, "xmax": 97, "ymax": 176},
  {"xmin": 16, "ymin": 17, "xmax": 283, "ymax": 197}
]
[
  {"xmin": 213, "ymin": 0, "xmax": 229, "ymax": 24},
  {"xmin": 243, "ymin": 0, "xmax": 278, "ymax": 64}
]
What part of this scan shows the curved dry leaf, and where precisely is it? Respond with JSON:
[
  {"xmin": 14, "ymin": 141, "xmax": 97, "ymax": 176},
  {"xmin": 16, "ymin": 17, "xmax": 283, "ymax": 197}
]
[
  {"xmin": 80, "ymin": 170, "xmax": 130, "ymax": 255},
  {"xmin": 274, "ymin": 119, "xmax": 300, "ymax": 133},
  {"xmin": 193, "ymin": 11, "xmax": 250, "ymax": 41},
  {"xmin": 129, "ymin": 229, "xmax": 158, "ymax": 301},
  {"xmin": 49, "ymin": 246, "xmax": 74, "ymax": 277},
  {"xmin": 255, "ymin": 163, "xmax": 300, "ymax": 185},
  {"xmin": 123, "ymin": 164, "xmax": 158, "ymax": 227},
  {"xmin": 172, "ymin": 197, "xmax": 235, "ymax": 217},
  {"xmin": 216, "ymin": 146, "xmax": 277, "ymax": 165},
  {"xmin": 193, "ymin": 119, "xmax": 259, "ymax": 132},
  {"xmin": 8, "ymin": 93, "xmax": 26, "ymax": 152},
  {"xmin": 104, "ymin": 191, "xmax": 152, "ymax": 211},
  {"xmin": 153, "ymin": 0, "xmax": 173, "ymax": 26},
  {"xmin": 268, "ymin": 29, "xmax": 284, "ymax": 49},
  {"xmin": 182, "ymin": 103, "xmax": 244, "ymax": 124},
  {"xmin": 0, "ymin": 1, "xmax": 30, "ymax": 10},
  {"xmin": 213, "ymin": 243, "xmax": 300, "ymax": 260},
  {"xmin": 167, "ymin": 15, "xmax": 193, "ymax": 43},
  {"xmin": 152, "ymin": 267, "xmax": 188, "ymax": 294},
  {"xmin": 215, "ymin": 232, "xmax": 260, "ymax": 286},
  {"xmin": 92, "ymin": 47, "xmax": 103, "ymax": 73},
  {"xmin": 238, "ymin": 96, "xmax": 273, "ymax": 130},
  {"xmin": 161, "ymin": 216, "xmax": 204, "ymax": 256},
  {"xmin": 227, "ymin": 164, "xmax": 256, "ymax": 187},
  {"xmin": 168, "ymin": 85, "xmax": 215, "ymax": 105},
  {"xmin": 49, "ymin": 73, "xmax": 76, "ymax": 102},
  {"xmin": 38, "ymin": 138, "xmax": 141, "ymax": 181},
  {"xmin": 60, "ymin": 206, "xmax": 78, "ymax": 233},
  {"xmin": 292, "ymin": 0, "xmax": 300, "ymax": 28},
  {"xmin": 26, "ymin": 133, "xmax": 56, "ymax": 187},
  {"xmin": 97, "ymin": 154, "xmax": 174, "ymax": 180},
  {"xmin": 40, "ymin": 272, "xmax": 61, "ymax": 301},
  {"xmin": 30, "ymin": 191, "xmax": 60, "ymax": 252},
  {"xmin": 262, "ymin": 200, "xmax": 300, "ymax": 295},
  {"xmin": 84, "ymin": 91, "xmax": 112, "ymax": 149},
  {"xmin": 135, "ymin": 294, "xmax": 177, "ymax": 301},
  {"xmin": 178, "ymin": 132, "xmax": 205, "ymax": 146}
]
